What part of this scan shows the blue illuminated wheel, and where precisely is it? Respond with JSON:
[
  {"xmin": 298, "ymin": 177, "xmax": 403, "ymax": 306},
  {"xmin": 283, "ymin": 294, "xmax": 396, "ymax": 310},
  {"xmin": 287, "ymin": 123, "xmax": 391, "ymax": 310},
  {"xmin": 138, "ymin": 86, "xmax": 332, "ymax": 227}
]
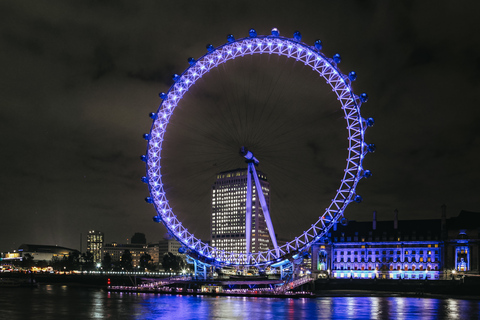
[{"xmin": 142, "ymin": 28, "xmax": 374, "ymax": 267}]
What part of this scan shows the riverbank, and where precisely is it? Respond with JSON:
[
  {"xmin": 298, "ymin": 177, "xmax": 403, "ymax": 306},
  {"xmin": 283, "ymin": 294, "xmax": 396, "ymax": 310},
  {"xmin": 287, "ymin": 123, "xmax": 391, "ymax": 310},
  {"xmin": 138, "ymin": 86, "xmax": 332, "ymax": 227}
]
[{"xmin": 2, "ymin": 272, "xmax": 480, "ymax": 300}]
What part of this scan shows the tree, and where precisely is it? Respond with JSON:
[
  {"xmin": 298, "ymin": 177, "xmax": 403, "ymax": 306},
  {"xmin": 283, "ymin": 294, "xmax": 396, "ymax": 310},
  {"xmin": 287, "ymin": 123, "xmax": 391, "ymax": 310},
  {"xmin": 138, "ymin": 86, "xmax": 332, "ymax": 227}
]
[
  {"xmin": 21, "ymin": 253, "xmax": 35, "ymax": 270},
  {"xmin": 36, "ymin": 260, "xmax": 48, "ymax": 269},
  {"xmin": 51, "ymin": 255, "xmax": 69, "ymax": 271},
  {"xmin": 66, "ymin": 251, "xmax": 80, "ymax": 270},
  {"xmin": 121, "ymin": 250, "xmax": 133, "ymax": 271},
  {"xmin": 139, "ymin": 253, "xmax": 152, "ymax": 271},
  {"xmin": 102, "ymin": 252, "xmax": 112, "ymax": 271},
  {"xmin": 51, "ymin": 256, "xmax": 61, "ymax": 271},
  {"xmin": 82, "ymin": 251, "xmax": 94, "ymax": 271},
  {"xmin": 162, "ymin": 252, "xmax": 185, "ymax": 272}
]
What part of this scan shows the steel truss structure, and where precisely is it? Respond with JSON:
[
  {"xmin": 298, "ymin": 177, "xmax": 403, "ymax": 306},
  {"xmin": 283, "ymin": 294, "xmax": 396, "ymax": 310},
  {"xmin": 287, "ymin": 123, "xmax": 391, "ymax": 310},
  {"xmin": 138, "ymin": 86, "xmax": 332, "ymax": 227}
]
[
  {"xmin": 241, "ymin": 147, "xmax": 279, "ymax": 258},
  {"xmin": 186, "ymin": 255, "xmax": 210, "ymax": 280},
  {"xmin": 143, "ymin": 28, "xmax": 374, "ymax": 268}
]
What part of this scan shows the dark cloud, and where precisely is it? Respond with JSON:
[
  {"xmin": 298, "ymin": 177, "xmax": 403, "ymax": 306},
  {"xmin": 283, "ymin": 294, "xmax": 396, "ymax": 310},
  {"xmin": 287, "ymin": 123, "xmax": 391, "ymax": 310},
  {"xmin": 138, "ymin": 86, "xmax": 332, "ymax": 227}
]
[{"xmin": 0, "ymin": 0, "xmax": 479, "ymax": 252}]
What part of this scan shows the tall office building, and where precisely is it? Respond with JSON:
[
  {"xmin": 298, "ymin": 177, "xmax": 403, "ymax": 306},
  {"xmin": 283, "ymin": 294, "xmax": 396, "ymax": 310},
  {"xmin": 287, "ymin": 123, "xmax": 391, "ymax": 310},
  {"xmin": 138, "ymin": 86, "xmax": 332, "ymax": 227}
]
[
  {"xmin": 87, "ymin": 230, "xmax": 104, "ymax": 263},
  {"xmin": 211, "ymin": 168, "xmax": 271, "ymax": 254}
]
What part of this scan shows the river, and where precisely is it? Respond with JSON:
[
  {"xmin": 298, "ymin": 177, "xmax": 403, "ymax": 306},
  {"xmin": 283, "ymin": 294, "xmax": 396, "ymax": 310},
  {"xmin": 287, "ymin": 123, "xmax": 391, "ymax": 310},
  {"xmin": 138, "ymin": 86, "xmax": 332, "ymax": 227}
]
[{"xmin": 0, "ymin": 285, "xmax": 479, "ymax": 319}]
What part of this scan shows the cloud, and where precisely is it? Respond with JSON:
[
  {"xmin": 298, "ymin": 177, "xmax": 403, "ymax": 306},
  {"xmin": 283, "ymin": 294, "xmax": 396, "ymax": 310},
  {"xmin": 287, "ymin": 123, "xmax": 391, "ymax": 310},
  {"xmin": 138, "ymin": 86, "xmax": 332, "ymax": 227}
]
[{"xmin": 0, "ymin": 0, "xmax": 479, "ymax": 252}]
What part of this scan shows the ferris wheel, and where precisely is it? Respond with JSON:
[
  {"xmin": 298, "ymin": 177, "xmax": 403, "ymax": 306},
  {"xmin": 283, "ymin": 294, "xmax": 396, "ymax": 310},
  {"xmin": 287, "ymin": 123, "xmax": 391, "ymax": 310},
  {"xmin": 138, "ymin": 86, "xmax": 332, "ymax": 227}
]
[{"xmin": 142, "ymin": 28, "xmax": 375, "ymax": 268}]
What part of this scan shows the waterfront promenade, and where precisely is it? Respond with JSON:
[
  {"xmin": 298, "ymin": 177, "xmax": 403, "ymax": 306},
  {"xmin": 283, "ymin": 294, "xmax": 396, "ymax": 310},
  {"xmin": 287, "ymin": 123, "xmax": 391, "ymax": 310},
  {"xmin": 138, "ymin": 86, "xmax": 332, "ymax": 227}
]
[{"xmin": 3, "ymin": 271, "xmax": 480, "ymax": 299}]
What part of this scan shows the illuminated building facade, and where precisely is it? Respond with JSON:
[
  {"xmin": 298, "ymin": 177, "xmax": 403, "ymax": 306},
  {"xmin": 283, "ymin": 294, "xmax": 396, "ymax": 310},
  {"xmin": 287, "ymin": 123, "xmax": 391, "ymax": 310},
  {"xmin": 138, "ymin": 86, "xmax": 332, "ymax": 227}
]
[
  {"xmin": 87, "ymin": 230, "xmax": 104, "ymax": 263},
  {"xmin": 211, "ymin": 168, "xmax": 271, "ymax": 254},
  {"xmin": 16, "ymin": 244, "xmax": 79, "ymax": 262},
  {"xmin": 147, "ymin": 243, "xmax": 160, "ymax": 266},
  {"xmin": 311, "ymin": 208, "xmax": 480, "ymax": 280},
  {"xmin": 102, "ymin": 242, "xmax": 147, "ymax": 268}
]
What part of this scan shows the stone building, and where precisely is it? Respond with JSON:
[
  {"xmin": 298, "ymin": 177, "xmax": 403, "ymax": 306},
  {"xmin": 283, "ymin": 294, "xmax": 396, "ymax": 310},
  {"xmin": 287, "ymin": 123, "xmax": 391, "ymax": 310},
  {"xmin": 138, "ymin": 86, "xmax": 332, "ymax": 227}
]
[{"xmin": 311, "ymin": 206, "xmax": 480, "ymax": 280}]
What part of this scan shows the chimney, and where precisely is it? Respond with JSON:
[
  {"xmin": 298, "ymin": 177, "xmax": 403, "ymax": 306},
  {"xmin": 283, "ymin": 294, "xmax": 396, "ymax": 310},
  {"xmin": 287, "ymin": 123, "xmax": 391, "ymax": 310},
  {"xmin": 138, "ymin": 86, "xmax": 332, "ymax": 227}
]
[
  {"xmin": 394, "ymin": 209, "xmax": 398, "ymax": 230},
  {"xmin": 373, "ymin": 210, "xmax": 377, "ymax": 230}
]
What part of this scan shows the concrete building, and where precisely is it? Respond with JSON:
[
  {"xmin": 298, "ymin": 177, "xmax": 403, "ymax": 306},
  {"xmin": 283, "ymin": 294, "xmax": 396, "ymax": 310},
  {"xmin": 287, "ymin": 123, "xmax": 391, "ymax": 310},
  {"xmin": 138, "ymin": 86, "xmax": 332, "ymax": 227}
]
[
  {"xmin": 16, "ymin": 244, "xmax": 79, "ymax": 262},
  {"xmin": 211, "ymin": 168, "xmax": 271, "ymax": 254},
  {"xmin": 147, "ymin": 242, "xmax": 160, "ymax": 266},
  {"xmin": 159, "ymin": 237, "xmax": 183, "ymax": 257},
  {"xmin": 87, "ymin": 230, "xmax": 104, "ymax": 263},
  {"xmin": 102, "ymin": 242, "xmax": 147, "ymax": 268}
]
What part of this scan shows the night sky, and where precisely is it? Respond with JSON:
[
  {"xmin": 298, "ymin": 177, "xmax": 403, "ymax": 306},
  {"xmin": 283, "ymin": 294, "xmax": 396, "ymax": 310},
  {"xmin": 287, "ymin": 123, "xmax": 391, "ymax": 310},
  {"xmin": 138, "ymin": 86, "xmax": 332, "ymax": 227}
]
[{"xmin": 1, "ymin": 1, "xmax": 479, "ymax": 253}]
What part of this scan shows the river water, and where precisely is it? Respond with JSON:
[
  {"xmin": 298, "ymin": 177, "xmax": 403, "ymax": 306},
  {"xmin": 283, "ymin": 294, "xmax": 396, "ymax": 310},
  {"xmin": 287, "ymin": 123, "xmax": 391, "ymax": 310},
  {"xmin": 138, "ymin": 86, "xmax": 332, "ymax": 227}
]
[{"xmin": 1, "ymin": 285, "xmax": 479, "ymax": 319}]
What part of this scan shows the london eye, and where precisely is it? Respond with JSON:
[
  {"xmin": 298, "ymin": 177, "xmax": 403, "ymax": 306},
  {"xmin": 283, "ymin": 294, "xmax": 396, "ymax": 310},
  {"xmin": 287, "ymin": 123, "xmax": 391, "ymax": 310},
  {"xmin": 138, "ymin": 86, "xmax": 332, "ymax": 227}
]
[{"xmin": 141, "ymin": 28, "xmax": 375, "ymax": 269}]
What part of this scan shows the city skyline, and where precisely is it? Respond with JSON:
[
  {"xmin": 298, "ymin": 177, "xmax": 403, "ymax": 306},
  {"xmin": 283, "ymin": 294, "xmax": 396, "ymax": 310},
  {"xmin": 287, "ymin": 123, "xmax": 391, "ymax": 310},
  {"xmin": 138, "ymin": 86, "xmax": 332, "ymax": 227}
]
[{"xmin": 1, "ymin": 2, "xmax": 480, "ymax": 253}]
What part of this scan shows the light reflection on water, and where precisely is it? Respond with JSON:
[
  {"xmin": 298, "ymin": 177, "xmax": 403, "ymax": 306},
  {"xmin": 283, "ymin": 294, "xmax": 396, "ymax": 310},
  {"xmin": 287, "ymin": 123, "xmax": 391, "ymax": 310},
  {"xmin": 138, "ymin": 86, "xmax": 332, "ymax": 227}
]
[{"xmin": 0, "ymin": 286, "xmax": 479, "ymax": 319}]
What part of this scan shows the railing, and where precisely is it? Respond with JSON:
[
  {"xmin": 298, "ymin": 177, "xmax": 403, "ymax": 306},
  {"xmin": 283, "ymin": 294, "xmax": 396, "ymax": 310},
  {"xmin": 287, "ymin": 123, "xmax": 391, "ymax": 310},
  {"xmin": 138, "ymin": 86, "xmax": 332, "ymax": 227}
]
[{"xmin": 276, "ymin": 275, "xmax": 313, "ymax": 294}]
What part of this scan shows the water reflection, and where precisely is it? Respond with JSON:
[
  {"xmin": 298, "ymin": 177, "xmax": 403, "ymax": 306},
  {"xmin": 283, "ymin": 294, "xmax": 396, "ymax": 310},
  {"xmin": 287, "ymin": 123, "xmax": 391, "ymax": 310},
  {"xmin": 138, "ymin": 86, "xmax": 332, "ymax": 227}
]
[
  {"xmin": 446, "ymin": 299, "xmax": 459, "ymax": 319},
  {"xmin": 132, "ymin": 294, "xmax": 480, "ymax": 320},
  {"xmin": 1, "ymin": 286, "xmax": 480, "ymax": 319}
]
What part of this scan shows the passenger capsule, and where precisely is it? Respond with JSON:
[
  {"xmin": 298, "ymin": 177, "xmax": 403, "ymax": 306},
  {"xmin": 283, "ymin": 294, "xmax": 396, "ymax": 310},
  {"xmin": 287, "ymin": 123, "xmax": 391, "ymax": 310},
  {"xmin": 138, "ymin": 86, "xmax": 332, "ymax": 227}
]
[
  {"xmin": 141, "ymin": 176, "xmax": 148, "ymax": 183},
  {"xmin": 159, "ymin": 92, "xmax": 167, "ymax": 100},
  {"xmin": 366, "ymin": 117, "xmax": 375, "ymax": 127},
  {"xmin": 227, "ymin": 34, "xmax": 235, "ymax": 42},
  {"xmin": 293, "ymin": 31, "xmax": 302, "ymax": 41},
  {"xmin": 153, "ymin": 216, "xmax": 162, "ymax": 223},
  {"xmin": 360, "ymin": 93, "xmax": 369, "ymax": 103},
  {"xmin": 354, "ymin": 195, "xmax": 363, "ymax": 203},
  {"xmin": 271, "ymin": 28, "xmax": 280, "ymax": 37},
  {"xmin": 187, "ymin": 57, "xmax": 196, "ymax": 66},
  {"xmin": 367, "ymin": 144, "xmax": 376, "ymax": 153},
  {"xmin": 206, "ymin": 44, "xmax": 214, "ymax": 52},
  {"xmin": 145, "ymin": 197, "xmax": 154, "ymax": 204},
  {"xmin": 143, "ymin": 133, "xmax": 150, "ymax": 141},
  {"xmin": 363, "ymin": 170, "xmax": 372, "ymax": 179},
  {"xmin": 333, "ymin": 53, "xmax": 341, "ymax": 64},
  {"xmin": 149, "ymin": 112, "xmax": 157, "ymax": 119},
  {"xmin": 249, "ymin": 28, "xmax": 257, "ymax": 38},
  {"xmin": 140, "ymin": 155, "xmax": 147, "ymax": 162},
  {"xmin": 348, "ymin": 71, "xmax": 357, "ymax": 81},
  {"xmin": 314, "ymin": 40, "xmax": 323, "ymax": 50}
]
